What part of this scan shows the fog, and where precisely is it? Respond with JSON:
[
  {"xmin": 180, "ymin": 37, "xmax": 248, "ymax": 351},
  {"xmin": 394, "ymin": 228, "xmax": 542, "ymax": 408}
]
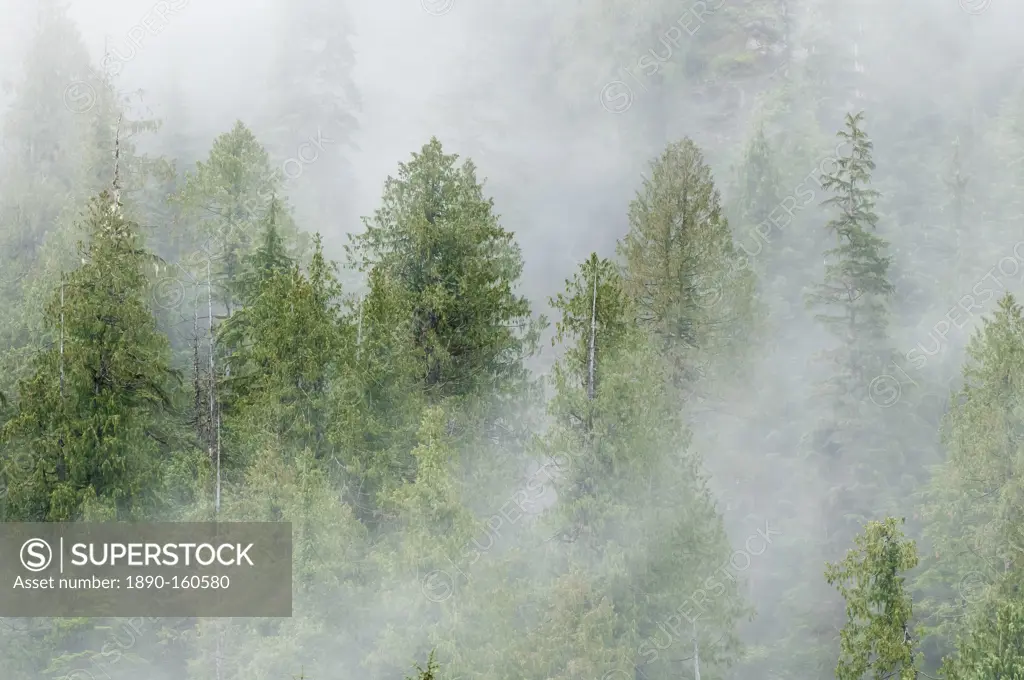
[{"xmin": 2, "ymin": 0, "xmax": 1024, "ymax": 677}]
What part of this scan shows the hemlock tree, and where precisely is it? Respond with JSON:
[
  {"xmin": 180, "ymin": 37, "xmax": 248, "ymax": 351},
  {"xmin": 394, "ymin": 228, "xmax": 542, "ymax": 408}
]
[
  {"xmin": 1, "ymin": 189, "xmax": 182, "ymax": 522},
  {"xmin": 619, "ymin": 138, "xmax": 756, "ymax": 394},
  {"xmin": 173, "ymin": 121, "xmax": 305, "ymax": 319},
  {"xmin": 793, "ymin": 111, "xmax": 902, "ymax": 676},
  {"xmin": 825, "ymin": 517, "xmax": 920, "ymax": 680},
  {"xmin": 916, "ymin": 293, "xmax": 1024, "ymax": 659},
  {"xmin": 346, "ymin": 138, "xmax": 541, "ymax": 411},
  {"xmin": 526, "ymin": 253, "xmax": 747, "ymax": 680}
]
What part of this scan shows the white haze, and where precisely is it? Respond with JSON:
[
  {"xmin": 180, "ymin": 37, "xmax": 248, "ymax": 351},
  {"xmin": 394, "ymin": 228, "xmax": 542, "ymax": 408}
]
[{"xmin": 3, "ymin": 0, "xmax": 1024, "ymax": 676}]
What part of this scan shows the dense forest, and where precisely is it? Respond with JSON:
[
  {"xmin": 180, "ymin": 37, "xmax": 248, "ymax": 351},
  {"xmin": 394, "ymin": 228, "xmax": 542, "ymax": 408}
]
[{"xmin": 1, "ymin": 0, "xmax": 1024, "ymax": 678}]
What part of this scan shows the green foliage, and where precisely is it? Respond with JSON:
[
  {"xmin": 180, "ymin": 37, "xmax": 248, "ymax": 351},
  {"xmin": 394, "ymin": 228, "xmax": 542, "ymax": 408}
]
[
  {"xmin": 619, "ymin": 137, "xmax": 756, "ymax": 391},
  {"xmin": 916, "ymin": 293, "xmax": 1024, "ymax": 656},
  {"xmin": 530, "ymin": 254, "xmax": 748, "ymax": 680},
  {"xmin": 825, "ymin": 517, "xmax": 919, "ymax": 680},
  {"xmin": 1, "ymin": 191, "xmax": 181, "ymax": 521},
  {"xmin": 941, "ymin": 586, "xmax": 1024, "ymax": 680},
  {"xmin": 347, "ymin": 137, "xmax": 542, "ymax": 408},
  {"xmin": 173, "ymin": 121, "xmax": 306, "ymax": 316}
]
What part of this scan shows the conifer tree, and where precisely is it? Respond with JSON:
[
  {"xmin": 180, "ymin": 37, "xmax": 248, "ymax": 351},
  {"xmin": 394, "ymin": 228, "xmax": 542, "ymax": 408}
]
[
  {"xmin": 348, "ymin": 138, "xmax": 540, "ymax": 410},
  {"xmin": 790, "ymin": 111, "xmax": 902, "ymax": 677},
  {"xmin": 328, "ymin": 266, "xmax": 425, "ymax": 526},
  {"xmin": 221, "ymin": 233, "xmax": 346, "ymax": 462},
  {"xmin": 173, "ymin": 121, "xmax": 305, "ymax": 319},
  {"xmin": 1, "ymin": 188, "xmax": 180, "ymax": 521},
  {"xmin": 0, "ymin": 4, "xmax": 159, "ymax": 396},
  {"xmin": 916, "ymin": 293, "xmax": 1024, "ymax": 658},
  {"xmin": 526, "ymin": 253, "xmax": 747, "ymax": 680},
  {"xmin": 619, "ymin": 137, "xmax": 756, "ymax": 392},
  {"xmin": 826, "ymin": 517, "xmax": 920, "ymax": 680},
  {"xmin": 940, "ymin": 589, "xmax": 1024, "ymax": 680}
]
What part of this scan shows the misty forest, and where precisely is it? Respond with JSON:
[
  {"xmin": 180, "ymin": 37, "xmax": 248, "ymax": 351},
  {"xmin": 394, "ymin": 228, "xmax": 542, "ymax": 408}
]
[{"xmin": 2, "ymin": 0, "xmax": 1024, "ymax": 678}]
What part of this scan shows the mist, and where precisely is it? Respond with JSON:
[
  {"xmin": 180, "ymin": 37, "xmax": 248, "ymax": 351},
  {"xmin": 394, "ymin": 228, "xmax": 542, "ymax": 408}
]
[{"xmin": 2, "ymin": 0, "xmax": 1024, "ymax": 678}]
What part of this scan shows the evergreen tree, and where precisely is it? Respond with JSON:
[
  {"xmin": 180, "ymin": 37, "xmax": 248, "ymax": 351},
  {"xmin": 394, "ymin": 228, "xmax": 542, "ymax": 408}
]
[
  {"xmin": 825, "ymin": 517, "xmax": 920, "ymax": 680},
  {"xmin": 329, "ymin": 267, "xmax": 426, "ymax": 526},
  {"xmin": 916, "ymin": 293, "xmax": 1024, "ymax": 661},
  {"xmin": 1, "ymin": 190, "xmax": 181, "ymax": 521},
  {"xmin": 0, "ymin": 3, "xmax": 159, "ymax": 396},
  {"xmin": 173, "ymin": 121, "xmax": 305, "ymax": 319},
  {"xmin": 524, "ymin": 253, "xmax": 747, "ymax": 680},
  {"xmin": 619, "ymin": 137, "xmax": 756, "ymax": 392},
  {"xmin": 221, "ymin": 233, "xmax": 345, "ymax": 462},
  {"xmin": 790, "ymin": 111, "xmax": 902, "ymax": 677},
  {"xmin": 940, "ymin": 586, "xmax": 1024, "ymax": 680},
  {"xmin": 347, "ymin": 137, "xmax": 543, "ymax": 417}
]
